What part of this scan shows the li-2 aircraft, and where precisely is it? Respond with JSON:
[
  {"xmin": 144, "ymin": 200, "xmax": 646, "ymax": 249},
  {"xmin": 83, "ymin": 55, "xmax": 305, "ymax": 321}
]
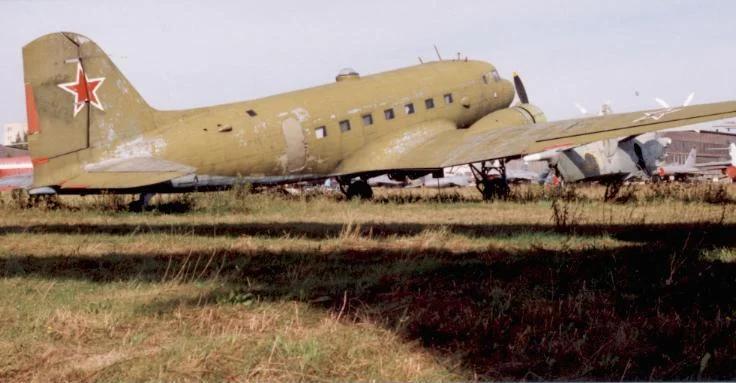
[{"xmin": 21, "ymin": 32, "xmax": 736, "ymax": 208}]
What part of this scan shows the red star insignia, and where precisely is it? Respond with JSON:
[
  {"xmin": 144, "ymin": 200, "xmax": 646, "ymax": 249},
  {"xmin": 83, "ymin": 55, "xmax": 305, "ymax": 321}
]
[{"xmin": 58, "ymin": 62, "xmax": 105, "ymax": 117}]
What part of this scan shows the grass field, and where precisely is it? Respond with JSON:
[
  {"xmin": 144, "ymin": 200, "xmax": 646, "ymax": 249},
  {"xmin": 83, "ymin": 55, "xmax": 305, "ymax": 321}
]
[{"xmin": 1, "ymin": 183, "xmax": 735, "ymax": 381}]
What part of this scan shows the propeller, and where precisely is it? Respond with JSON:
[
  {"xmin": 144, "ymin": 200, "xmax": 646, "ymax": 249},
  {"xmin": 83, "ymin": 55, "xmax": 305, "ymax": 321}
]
[
  {"xmin": 574, "ymin": 101, "xmax": 613, "ymax": 116},
  {"xmin": 574, "ymin": 103, "xmax": 588, "ymax": 115},
  {"xmin": 513, "ymin": 72, "xmax": 529, "ymax": 104},
  {"xmin": 683, "ymin": 92, "xmax": 695, "ymax": 107},
  {"xmin": 654, "ymin": 92, "xmax": 695, "ymax": 109},
  {"xmin": 654, "ymin": 98, "xmax": 670, "ymax": 109}
]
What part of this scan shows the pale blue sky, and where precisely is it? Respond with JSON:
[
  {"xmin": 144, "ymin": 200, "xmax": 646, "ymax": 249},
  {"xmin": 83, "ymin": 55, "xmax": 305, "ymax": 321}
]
[{"xmin": 1, "ymin": 0, "xmax": 734, "ymax": 124}]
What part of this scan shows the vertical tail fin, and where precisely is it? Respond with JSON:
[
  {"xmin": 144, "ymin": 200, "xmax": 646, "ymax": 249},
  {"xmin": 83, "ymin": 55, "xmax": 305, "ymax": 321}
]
[
  {"xmin": 23, "ymin": 32, "xmax": 156, "ymax": 188},
  {"xmin": 684, "ymin": 148, "xmax": 696, "ymax": 167}
]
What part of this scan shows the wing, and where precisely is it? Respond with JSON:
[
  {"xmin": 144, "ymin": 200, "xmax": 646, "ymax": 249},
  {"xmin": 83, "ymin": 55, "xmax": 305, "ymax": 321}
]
[{"xmin": 335, "ymin": 101, "xmax": 736, "ymax": 174}]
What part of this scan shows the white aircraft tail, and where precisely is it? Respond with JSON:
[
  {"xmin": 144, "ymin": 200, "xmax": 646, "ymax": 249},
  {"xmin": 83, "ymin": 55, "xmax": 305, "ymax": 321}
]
[{"xmin": 684, "ymin": 148, "xmax": 697, "ymax": 167}]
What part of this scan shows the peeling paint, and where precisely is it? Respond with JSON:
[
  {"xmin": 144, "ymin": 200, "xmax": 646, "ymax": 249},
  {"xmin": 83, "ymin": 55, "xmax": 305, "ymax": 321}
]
[
  {"xmin": 116, "ymin": 79, "xmax": 130, "ymax": 94},
  {"xmin": 291, "ymin": 107, "xmax": 310, "ymax": 122},
  {"xmin": 277, "ymin": 154, "xmax": 289, "ymax": 173},
  {"xmin": 385, "ymin": 129, "xmax": 432, "ymax": 156},
  {"xmin": 111, "ymin": 136, "xmax": 167, "ymax": 159},
  {"xmin": 281, "ymin": 117, "xmax": 307, "ymax": 173},
  {"xmin": 253, "ymin": 121, "xmax": 267, "ymax": 134},
  {"xmin": 234, "ymin": 126, "xmax": 248, "ymax": 147},
  {"xmin": 85, "ymin": 157, "xmax": 194, "ymax": 173},
  {"xmin": 106, "ymin": 126, "xmax": 117, "ymax": 143}
]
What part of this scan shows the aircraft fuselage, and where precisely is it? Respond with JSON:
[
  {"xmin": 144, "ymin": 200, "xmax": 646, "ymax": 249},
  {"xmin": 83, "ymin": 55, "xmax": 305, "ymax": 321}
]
[{"xmin": 115, "ymin": 61, "xmax": 515, "ymax": 187}]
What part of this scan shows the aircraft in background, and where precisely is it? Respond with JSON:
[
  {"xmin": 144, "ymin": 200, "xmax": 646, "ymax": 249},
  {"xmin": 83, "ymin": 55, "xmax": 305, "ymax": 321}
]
[
  {"xmin": 695, "ymin": 143, "xmax": 736, "ymax": 182},
  {"xmin": 0, "ymin": 154, "xmax": 32, "ymax": 191},
  {"xmin": 525, "ymin": 132, "xmax": 670, "ymax": 185},
  {"xmin": 20, "ymin": 32, "xmax": 736, "ymax": 208},
  {"xmin": 416, "ymin": 162, "xmax": 548, "ymax": 189},
  {"xmin": 654, "ymin": 143, "xmax": 736, "ymax": 182},
  {"xmin": 367, "ymin": 174, "xmax": 408, "ymax": 188},
  {"xmin": 525, "ymin": 95, "xmax": 706, "ymax": 191},
  {"xmin": 415, "ymin": 170, "xmax": 472, "ymax": 188},
  {"xmin": 654, "ymin": 148, "xmax": 699, "ymax": 181}
]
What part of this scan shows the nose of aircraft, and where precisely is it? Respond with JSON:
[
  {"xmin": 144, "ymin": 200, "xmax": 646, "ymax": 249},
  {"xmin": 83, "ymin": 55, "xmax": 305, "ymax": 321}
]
[{"xmin": 495, "ymin": 77, "xmax": 515, "ymax": 108}]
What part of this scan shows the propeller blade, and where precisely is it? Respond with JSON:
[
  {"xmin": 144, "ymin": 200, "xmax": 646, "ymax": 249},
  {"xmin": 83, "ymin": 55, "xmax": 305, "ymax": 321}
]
[
  {"xmin": 654, "ymin": 98, "xmax": 670, "ymax": 109},
  {"xmin": 574, "ymin": 103, "xmax": 588, "ymax": 115},
  {"xmin": 513, "ymin": 72, "xmax": 529, "ymax": 104},
  {"xmin": 683, "ymin": 92, "xmax": 695, "ymax": 107}
]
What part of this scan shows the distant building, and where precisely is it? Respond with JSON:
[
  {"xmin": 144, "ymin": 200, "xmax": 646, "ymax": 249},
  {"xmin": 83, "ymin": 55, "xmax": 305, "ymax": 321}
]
[{"xmin": 2, "ymin": 123, "xmax": 28, "ymax": 147}]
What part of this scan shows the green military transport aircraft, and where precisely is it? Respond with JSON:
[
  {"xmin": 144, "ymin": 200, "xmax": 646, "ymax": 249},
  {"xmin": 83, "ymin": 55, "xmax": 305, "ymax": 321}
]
[{"xmin": 22, "ymin": 32, "xmax": 736, "ymax": 206}]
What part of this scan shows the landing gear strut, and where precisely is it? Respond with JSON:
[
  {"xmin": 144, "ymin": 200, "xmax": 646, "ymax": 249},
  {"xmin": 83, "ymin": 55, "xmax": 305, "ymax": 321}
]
[
  {"xmin": 128, "ymin": 192, "xmax": 154, "ymax": 211},
  {"xmin": 339, "ymin": 178, "xmax": 373, "ymax": 200},
  {"xmin": 602, "ymin": 179, "xmax": 624, "ymax": 202},
  {"xmin": 470, "ymin": 160, "xmax": 510, "ymax": 201}
]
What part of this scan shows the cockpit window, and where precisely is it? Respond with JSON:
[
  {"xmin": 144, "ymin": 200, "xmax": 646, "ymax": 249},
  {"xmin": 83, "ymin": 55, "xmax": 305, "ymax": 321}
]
[
  {"xmin": 483, "ymin": 70, "xmax": 501, "ymax": 84},
  {"xmin": 491, "ymin": 70, "xmax": 501, "ymax": 82}
]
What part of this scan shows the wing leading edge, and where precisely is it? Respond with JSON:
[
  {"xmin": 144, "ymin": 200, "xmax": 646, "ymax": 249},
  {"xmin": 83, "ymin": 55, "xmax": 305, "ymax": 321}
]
[{"xmin": 335, "ymin": 101, "xmax": 736, "ymax": 175}]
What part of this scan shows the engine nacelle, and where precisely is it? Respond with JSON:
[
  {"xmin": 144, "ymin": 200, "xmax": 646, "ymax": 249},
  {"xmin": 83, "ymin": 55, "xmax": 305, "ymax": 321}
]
[
  {"xmin": 472, "ymin": 104, "xmax": 548, "ymax": 131},
  {"xmin": 513, "ymin": 104, "xmax": 548, "ymax": 124}
]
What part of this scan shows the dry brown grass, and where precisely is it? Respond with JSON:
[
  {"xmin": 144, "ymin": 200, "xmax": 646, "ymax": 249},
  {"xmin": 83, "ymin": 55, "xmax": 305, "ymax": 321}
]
[{"xmin": 0, "ymin": 183, "xmax": 735, "ymax": 381}]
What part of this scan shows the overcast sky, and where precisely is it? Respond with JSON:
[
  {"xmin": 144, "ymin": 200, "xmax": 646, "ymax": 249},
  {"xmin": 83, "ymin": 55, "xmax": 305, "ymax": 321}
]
[{"xmin": 1, "ymin": 0, "xmax": 734, "ymax": 124}]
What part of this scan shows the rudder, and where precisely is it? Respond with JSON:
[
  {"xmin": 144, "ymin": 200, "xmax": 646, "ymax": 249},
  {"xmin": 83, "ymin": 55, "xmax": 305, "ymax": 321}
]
[
  {"xmin": 23, "ymin": 32, "xmax": 156, "ymax": 188},
  {"xmin": 684, "ymin": 148, "xmax": 696, "ymax": 167}
]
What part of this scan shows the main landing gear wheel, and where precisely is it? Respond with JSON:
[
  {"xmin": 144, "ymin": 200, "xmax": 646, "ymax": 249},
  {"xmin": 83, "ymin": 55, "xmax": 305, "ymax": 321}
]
[
  {"xmin": 469, "ymin": 161, "xmax": 510, "ymax": 201},
  {"xmin": 339, "ymin": 179, "xmax": 373, "ymax": 200},
  {"xmin": 480, "ymin": 178, "xmax": 510, "ymax": 201}
]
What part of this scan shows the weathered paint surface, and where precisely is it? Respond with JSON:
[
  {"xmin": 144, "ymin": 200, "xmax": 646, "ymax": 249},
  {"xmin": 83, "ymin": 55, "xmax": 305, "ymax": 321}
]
[{"xmin": 280, "ymin": 117, "xmax": 307, "ymax": 173}]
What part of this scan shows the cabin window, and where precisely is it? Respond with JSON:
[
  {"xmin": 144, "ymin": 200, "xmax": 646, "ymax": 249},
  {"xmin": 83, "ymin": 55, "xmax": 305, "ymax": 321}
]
[
  {"xmin": 444, "ymin": 93, "xmax": 454, "ymax": 104},
  {"xmin": 362, "ymin": 114, "xmax": 373, "ymax": 126},
  {"xmin": 425, "ymin": 98, "xmax": 435, "ymax": 109},
  {"xmin": 339, "ymin": 120, "xmax": 351, "ymax": 132},
  {"xmin": 315, "ymin": 126, "xmax": 327, "ymax": 139},
  {"xmin": 246, "ymin": 109, "xmax": 257, "ymax": 117},
  {"xmin": 404, "ymin": 103, "xmax": 415, "ymax": 115},
  {"xmin": 384, "ymin": 108, "xmax": 395, "ymax": 120}
]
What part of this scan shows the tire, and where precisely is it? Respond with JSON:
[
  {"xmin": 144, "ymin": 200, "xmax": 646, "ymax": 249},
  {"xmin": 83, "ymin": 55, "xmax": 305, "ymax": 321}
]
[
  {"xmin": 128, "ymin": 199, "xmax": 144, "ymax": 212},
  {"xmin": 346, "ymin": 180, "xmax": 373, "ymax": 200}
]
